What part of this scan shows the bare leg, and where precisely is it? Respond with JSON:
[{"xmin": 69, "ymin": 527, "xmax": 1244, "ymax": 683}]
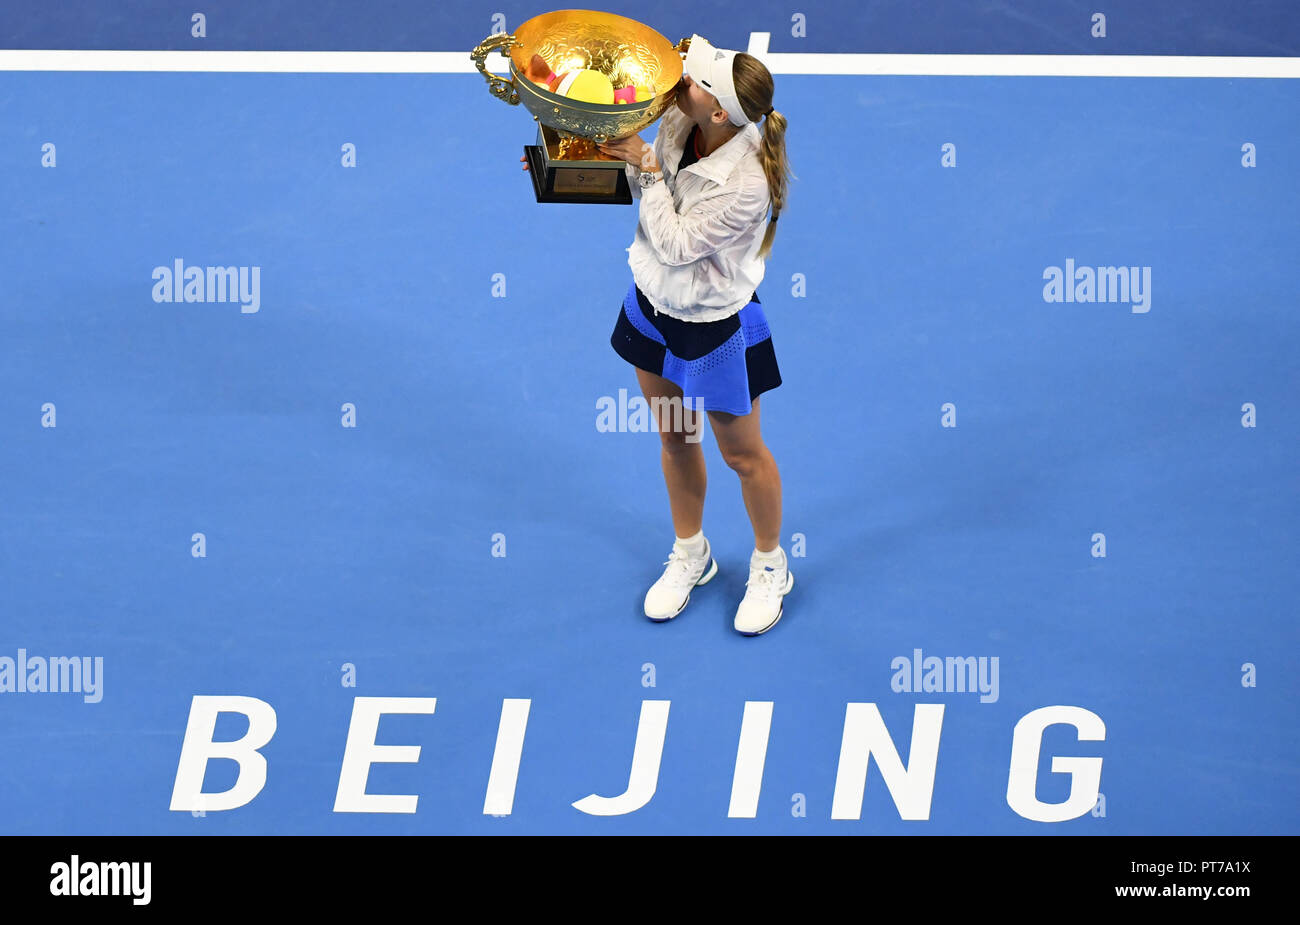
[
  {"xmin": 707, "ymin": 396, "xmax": 782, "ymax": 551},
  {"xmin": 634, "ymin": 366, "xmax": 706, "ymax": 537}
]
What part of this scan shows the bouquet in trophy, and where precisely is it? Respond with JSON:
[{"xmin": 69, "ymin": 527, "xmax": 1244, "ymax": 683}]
[{"xmin": 471, "ymin": 10, "xmax": 691, "ymax": 204}]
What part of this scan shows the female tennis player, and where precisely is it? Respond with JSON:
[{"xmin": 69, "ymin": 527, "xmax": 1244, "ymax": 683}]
[{"xmin": 598, "ymin": 35, "xmax": 794, "ymax": 636}]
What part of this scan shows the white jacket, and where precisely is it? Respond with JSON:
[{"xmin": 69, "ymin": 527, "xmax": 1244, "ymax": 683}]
[{"xmin": 623, "ymin": 104, "xmax": 772, "ymax": 322}]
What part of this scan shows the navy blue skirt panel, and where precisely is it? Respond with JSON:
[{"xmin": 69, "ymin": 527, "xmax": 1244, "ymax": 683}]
[{"xmin": 609, "ymin": 280, "xmax": 782, "ymax": 416}]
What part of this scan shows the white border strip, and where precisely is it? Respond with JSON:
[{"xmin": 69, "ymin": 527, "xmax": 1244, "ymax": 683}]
[{"xmin": 0, "ymin": 46, "xmax": 1297, "ymax": 77}]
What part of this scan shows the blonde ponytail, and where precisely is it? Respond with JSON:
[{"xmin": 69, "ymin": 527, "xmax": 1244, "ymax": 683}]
[{"xmin": 733, "ymin": 53, "xmax": 795, "ymax": 259}]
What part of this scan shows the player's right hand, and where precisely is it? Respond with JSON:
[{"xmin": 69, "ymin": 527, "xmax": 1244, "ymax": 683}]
[{"xmin": 521, "ymin": 154, "xmax": 530, "ymax": 172}]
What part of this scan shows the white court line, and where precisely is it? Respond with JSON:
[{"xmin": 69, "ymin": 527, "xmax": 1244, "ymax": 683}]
[{"xmin": 0, "ymin": 39, "xmax": 1297, "ymax": 77}]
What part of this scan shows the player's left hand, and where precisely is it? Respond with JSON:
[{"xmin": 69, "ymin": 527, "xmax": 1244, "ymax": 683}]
[{"xmin": 598, "ymin": 135, "xmax": 659, "ymax": 173}]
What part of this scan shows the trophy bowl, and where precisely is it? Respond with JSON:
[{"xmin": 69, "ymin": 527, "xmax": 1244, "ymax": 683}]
[{"xmin": 472, "ymin": 9, "xmax": 687, "ymax": 145}]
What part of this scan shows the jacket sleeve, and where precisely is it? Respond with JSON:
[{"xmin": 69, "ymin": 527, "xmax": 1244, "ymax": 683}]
[
  {"xmin": 626, "ymin": 163, "xmax": 641, "ymax": 200},
  {"xmin": 637, "ymin": 172, "xmax": 769, "ymax": 267}
]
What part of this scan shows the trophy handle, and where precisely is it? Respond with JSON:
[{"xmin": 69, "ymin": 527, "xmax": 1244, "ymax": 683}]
[
  {"xmin": 470, "ymin": 32, "xmax": 520, "ymax": 105},
  {"xmin": 674, "ymin": 36, "xmax": 693, "ymax": 55}
]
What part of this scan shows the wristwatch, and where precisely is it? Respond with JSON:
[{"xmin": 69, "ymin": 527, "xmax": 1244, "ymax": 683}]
[{"xmin": 638, "ymin": 169, "xmax": 663, "ymax": 190}]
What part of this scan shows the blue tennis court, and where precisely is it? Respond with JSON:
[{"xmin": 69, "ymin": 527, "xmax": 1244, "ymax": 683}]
[{"xmin": 1, "ymin": 1, "xmax": 1297, "ymax": 835}]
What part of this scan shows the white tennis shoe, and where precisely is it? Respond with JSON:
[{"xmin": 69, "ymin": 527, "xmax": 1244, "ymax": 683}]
[
  {"xmin": 734, "ymin": 548, "xmax": 794, "ymax": 635},
  {"xmin": 644, "ymin": 537, "xmax": 718, "ymax": 621}
]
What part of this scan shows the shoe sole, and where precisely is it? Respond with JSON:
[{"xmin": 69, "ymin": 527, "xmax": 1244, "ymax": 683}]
[
  {"xmin": 736, "ymin": 569, "xmax": 794, "ymax": 636},
  {"xmin": 645, "ymin": 557, "xmax": 718, "ymax": 622}
]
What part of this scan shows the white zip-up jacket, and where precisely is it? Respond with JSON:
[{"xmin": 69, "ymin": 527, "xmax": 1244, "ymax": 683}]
[{"xmin": 623, "ymin": 104, "xmax": 772, "ymax": 322}]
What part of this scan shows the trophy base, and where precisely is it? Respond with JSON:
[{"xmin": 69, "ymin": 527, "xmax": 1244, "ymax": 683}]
[{"xmin": 525, "ymin": 124, "xmax": 633, "ymax": 205}]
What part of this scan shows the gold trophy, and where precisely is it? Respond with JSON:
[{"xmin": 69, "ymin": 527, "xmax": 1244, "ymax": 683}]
[{"xmin": 471, "ymin": 10, "xmax": 690, "ymax": 204}]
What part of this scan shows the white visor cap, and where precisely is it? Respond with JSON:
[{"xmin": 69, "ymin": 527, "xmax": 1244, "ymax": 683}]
[{"xmin": 683, "ymin": 34, "xmax": 749, "ymax": 127}]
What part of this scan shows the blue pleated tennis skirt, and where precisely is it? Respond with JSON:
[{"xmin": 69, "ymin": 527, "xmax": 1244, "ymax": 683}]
[{"xmin": 610, "ymin": 280, "xmax": 782, "ymax": 416}]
